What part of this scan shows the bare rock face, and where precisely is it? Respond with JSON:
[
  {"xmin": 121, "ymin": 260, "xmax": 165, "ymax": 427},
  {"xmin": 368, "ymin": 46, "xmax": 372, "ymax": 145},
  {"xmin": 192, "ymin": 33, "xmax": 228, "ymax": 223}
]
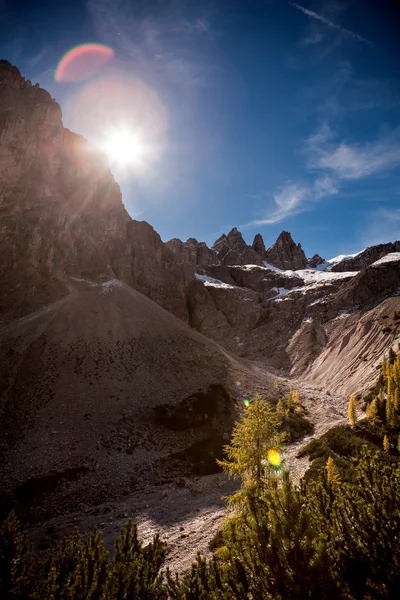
[
  {"xmin": 252, "ymin": 233, "xmax": 266, "ymax": 258},
  {"xmin": 165, "ymin": 237, "xmax": 218, "ymax": 266},
  {"xmin": 212, "ymin": 228, "xmax": 263, "ymax": 266},
  {"xmin": 265, "ymin": 231, "xmax": 307, "ymax": 270},
  {"xmin": 331, "ymin": 241, "xmax": 400, "ymax": 272},
  {"xmin": 307, "ymin": 254, "xmax": 325, "ymax": 268},
  {"xmin": 0, "ymin": 60, "xmax": 188, "ymax": 322}
]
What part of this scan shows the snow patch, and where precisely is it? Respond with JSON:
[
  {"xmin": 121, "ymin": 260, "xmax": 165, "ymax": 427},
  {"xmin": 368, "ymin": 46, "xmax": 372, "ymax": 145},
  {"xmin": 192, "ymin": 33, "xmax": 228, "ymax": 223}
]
[
  {"xmin": 234, "ymin": 264, "xmax": 269, "ymax": 271},
  {"xmin": 371, "ymin": 252, "xmax": 400, "ymax": 267},
  {"xmin": 70, "ymin": 277, "xmax": 122, "ymax": 294},
  {"xmin": 309, "ymin": 297, "xmax": 323, "ymax": 306},
  {"xmin": 100, "ymin": 279, "xmax": 122, "ymax": 295},
  {"xmin": 296, "ymin": 269, "xmax": 357, "ymax": 285},
  {"xmin": 195, "ymin": 273, "xmax": 236, "ymax": 289},
  {"xmin": 263, "ymin": 261, "xmax": 283, "ymax": 272},
  {"xmin": 328, "ymin": 251, "xmax": 361, "ymax": 265}
]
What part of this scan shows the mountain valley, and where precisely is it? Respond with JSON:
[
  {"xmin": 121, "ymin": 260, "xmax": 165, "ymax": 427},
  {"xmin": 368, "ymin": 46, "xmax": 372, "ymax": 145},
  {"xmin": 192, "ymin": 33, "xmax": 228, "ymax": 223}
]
[{"xmin": 1, "ymin": 60, "xmax": 400, "ymax": 574}]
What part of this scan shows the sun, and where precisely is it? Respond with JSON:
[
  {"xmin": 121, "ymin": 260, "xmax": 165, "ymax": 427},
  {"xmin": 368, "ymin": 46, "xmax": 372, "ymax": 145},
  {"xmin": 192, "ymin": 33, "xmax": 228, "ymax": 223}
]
[{"xmin": 101, "ymin": 130, "xmax": 147, "ymax": 169}]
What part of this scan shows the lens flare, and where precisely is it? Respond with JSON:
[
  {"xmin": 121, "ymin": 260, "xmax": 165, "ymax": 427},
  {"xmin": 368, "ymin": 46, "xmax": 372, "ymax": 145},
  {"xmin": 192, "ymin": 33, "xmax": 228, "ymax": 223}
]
[
  {"xmin": 267, "ymin": 449, "xmax": 281, "ymax": 467},
  {"xmin": 55, "ymin": 43, "xmax": 114, "ymax": 82},
  {"xmin": 66, "ymin": 74, "xmax": 167, "ymax": 179},
  {"xmin": 236, "ymin": 381, "xmax": 241, "ymax": 387},
  {"xmin": 243, "ymin": 398, "xmax": 250, "ymax": 407},
  {"xmin": 101, "ymin": 130, "xmax": 148, "ymax": 168}
]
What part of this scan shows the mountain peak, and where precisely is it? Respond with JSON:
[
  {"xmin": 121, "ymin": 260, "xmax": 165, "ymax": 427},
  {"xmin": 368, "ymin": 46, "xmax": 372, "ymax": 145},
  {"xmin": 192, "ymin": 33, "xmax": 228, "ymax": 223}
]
[
  {"xmin": 266, "ymin": 230, "xmax": 307, "ymax": 270},
  {"xmin": 252, "ymin": 233, "xmax": 266, "ymax": 257}
]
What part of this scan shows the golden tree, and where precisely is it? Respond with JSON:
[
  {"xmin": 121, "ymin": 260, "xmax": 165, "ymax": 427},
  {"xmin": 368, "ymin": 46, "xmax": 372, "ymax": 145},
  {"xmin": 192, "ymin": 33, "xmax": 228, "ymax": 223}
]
[
  {"xmin": 348, "ymin": 395, "xmax": 357, "ymax": 429},
  {"xmin": 326, "ymin": 456, "xmax": 341, "ymax": 485},
  {"xmin": 383, "ymin": 434, "xmax": 390, "ymax": 454}
]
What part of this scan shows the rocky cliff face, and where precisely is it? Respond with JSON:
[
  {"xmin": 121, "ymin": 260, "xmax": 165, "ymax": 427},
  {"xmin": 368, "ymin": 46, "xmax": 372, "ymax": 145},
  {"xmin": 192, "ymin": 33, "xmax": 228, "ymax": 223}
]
[
  {"xmin": 1, "ymin": 60, "xmax": 400, "ymax": 544},
  {"xmin": 307, "ymin": 254, "xmax": 325, "ymax": 268},
  {"xmin": 165, "ymin": 237, "xmax": 218, "ymax": 265},
  {"xmin": 0, "ymin": 60, "xmax": 188, "ymax": 322},
  {"xmin": 252, "ymin": 233, "xmax": 266, "ymax": 258},
  {"xmin": 167, "ymin": 228, "xmax": 310, "ymax": 271},
  {"xmin": 331, "ymin": 242, "xmax": 400, "ymax": 272},
  {"xmin": 265, "ymin": 231, "xmax": 307, "ymax": 270},
  {"xmin": 212, "ymin": 228, "xmax": 263, "ymax": 265}
]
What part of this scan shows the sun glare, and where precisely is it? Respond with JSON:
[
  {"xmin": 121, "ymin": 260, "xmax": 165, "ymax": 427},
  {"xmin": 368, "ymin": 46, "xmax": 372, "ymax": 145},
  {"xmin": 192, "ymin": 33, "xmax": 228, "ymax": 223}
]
[{"xmin": 101, "ymin": 130, "xmax": 147, "ymax": 169}]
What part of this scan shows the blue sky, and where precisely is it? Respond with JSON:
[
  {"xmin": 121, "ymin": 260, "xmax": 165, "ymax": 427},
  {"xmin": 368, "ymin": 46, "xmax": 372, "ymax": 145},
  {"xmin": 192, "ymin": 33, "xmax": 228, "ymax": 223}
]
[{"xmin": 1, "ymin": 0, "xmax": 399, "ymax": 259}]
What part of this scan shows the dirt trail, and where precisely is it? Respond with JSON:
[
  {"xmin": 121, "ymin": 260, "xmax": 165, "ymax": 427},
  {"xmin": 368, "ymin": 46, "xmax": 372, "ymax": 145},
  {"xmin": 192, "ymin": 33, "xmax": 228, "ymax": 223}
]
[{"xmin": 30, "ymin": 383, "xmax": 348, "ymax": 574}]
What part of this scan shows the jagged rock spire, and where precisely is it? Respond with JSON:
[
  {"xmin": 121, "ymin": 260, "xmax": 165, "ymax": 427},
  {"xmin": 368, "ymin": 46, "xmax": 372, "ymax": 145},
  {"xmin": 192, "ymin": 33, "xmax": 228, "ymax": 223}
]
[
  {"xmin": 265, "ymin": 231, "xmax": 307, "ymax": 270},
  {"xmin": 252, "ymin": 233, "xmax": 266, "ymax": 258}
]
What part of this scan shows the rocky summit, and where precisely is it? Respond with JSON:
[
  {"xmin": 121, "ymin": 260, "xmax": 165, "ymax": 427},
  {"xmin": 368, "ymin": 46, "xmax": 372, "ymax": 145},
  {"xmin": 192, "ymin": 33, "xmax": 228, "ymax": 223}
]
[
  {"xmin": 0, "ymin": 59, "xmax": 188, "ymax": 324},
  {"xmin": 1, "ymin": 61, "xmax": 400, "ymax": 571}
]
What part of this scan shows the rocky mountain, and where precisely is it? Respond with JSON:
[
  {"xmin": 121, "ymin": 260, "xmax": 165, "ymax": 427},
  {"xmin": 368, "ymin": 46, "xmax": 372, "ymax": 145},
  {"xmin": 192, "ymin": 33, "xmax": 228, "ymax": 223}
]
[
  {"xmin": 265, "ymin": 231, "xmax": 307, "ymax": 270},
  {"xmin": 211, "ymin": 228, "xmax": 263, "ymax": 266},
  {"xmin": 0, "ymin": 277, "xmax": 277, "ymax": 519},
  {"xmin": 252, "ymin": 233, "xmax": 266, "ymax": 257},
  {"xmin": 0, "ymin": 59, "xmax": 188, "ymax": 323},
  {"xmin": 0, "ymin": 60, "xmax": 277, "ymax": 521},
  {"xmin": 307, "ymin": 254, "xmax": 325, "ymax": 268},
  {"xmin": 167, "ymin": 228, "xmax": 308, "ymax": 271},
  {"xmin": 330, "ymin": 241, "xmax": 400, "ymax": 272},
  {"xmin": 165, "ymin": 237, "xmax": 218, "ymax": 266},
  {"xmin": 1, "ymin": 61, "xmax": 400, "ymax": 561}
]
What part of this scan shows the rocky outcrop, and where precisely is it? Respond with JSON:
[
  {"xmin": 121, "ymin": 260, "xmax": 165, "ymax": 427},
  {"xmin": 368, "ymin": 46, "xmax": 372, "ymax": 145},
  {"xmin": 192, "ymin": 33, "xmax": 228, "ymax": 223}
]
[
  {"xmin": 189, "ymin": 258, "xmax": 400, "ymax": 382},
  {"xmin": 331, "ymin": 242, "xmax": 400, "ymax": 272},
  {"xmin": 252, "ymin": 233, "xmax": 266, "ymax": 258},
  {"xmin": 265, "ymin": 231, "xmax": 307, "ymax": 270},
  {"xmin": 307, "ymin": 254, "xmax": 325, "ymax": 268},
  {"xmin": 0, "ymin": 60, "xmax": 188, "ymax": 322},
  {"xmin": 166, "ymin": 237, "xmax": 218, "ymax": 266},
  {"xmin": 212, "ymin": 228, "xmax": 263, "ymax": 266}
]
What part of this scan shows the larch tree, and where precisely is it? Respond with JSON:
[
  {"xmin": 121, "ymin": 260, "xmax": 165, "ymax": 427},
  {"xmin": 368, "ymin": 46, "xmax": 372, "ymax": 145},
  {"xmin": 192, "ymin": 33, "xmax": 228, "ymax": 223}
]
[{"xmin": 348, "ymin": 395, "xmax": 357, "ymax": 429}]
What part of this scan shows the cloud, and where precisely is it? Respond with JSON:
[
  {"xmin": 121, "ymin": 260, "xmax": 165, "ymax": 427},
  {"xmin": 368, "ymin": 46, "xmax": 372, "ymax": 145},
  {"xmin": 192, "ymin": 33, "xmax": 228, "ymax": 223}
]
[
  {"xmin": 253, "ymin": 183, "xmax": 308, "ymax": 224},
  {"xmin": 302, "ymin": 30, "xmax": 324, "ymax": 45},
  {"xmin": 307, "ymin": 125, "xmax": 400, "ymax": 180},
  {"xmin": 87, "ymin": 0, "xmax": 218, "ymax": 90},
  {"xmin": 248, "ymin": 123, "xmax": 400, "ymax": 227},
  {"xmin": 360, "ymin": 208, "xmax": 400, "ymax": 247},
  {"xmin": 27, "ymin": 48, "xmax": 48, "ymax": 68},
  {"xmin": 250, "ymin": 175, "xmax": 338, "ymax": 225},
  {"xmin": 289, "ymin": 2, "xmax": 372, "ymax": 46}
]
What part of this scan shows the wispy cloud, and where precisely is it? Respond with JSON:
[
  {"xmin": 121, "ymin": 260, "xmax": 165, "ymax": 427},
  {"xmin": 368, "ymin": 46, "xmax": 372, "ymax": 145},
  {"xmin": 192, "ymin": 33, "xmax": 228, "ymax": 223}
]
[
  {"xmin": 26, "ymin": 48, "xmax": 48, "ymax": 68},
  {"xmin": 249, "ymin": 175, "xmax": 338, "ymax": 225},
  {"xmin": 87, "ymin": 0, "xmax": 219, "ymax": 90},
  {"xmin": 307, "ymin": 125, "xmax": 400, "ymax": 180},
  {"xmin": 302, "ymin": 30, "xmax": 324, "ymax": 45},
  {"xmin": 251, "ymin": 183, "xmax": 308, "ymax": 225},
  {"xmin": 249, "ymin": 124, "xmax": 400, "ymax": 226},
  {"xmin": 360, "ymin": 208, "xmax": 400, "ymax": 247},
  {"xmin": 289, "ymin": 2, "xmax": 372, "ymax": 46}
]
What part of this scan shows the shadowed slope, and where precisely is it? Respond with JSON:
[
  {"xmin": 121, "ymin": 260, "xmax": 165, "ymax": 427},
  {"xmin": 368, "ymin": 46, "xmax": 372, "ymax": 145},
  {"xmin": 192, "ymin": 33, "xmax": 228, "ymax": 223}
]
[{"xmin": 0, "ymin": 278, "xmax": 274, "ymax": 519}]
